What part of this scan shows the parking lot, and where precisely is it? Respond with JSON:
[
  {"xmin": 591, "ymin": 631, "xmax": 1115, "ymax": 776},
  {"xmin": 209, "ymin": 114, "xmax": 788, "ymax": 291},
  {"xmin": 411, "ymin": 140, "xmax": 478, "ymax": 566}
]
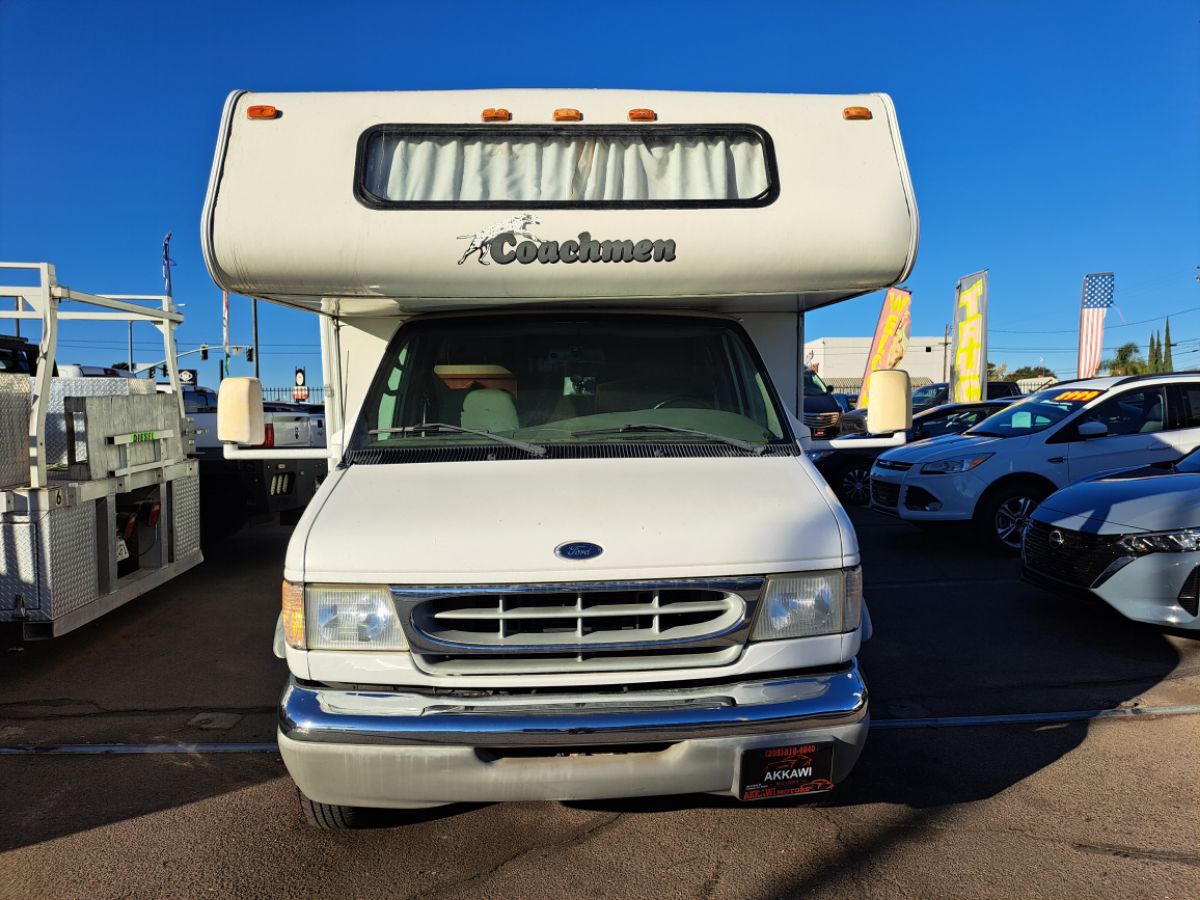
[{"xmin": 1, "ymin": 510, "xmax": 1197, "ymax": 899}]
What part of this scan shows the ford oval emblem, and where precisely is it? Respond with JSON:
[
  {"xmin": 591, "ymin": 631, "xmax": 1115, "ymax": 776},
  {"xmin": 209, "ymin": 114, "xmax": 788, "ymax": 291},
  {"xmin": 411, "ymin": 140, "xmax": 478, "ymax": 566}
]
[{"xmin": 555, "ymin": 541, "xmax": 604, "ymax": 561}]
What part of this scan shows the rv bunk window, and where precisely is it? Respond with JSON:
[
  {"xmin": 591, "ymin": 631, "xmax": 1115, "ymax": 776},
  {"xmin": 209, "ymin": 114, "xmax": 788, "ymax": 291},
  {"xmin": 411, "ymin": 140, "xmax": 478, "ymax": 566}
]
[
  {"xmin": 354, "ymin": 315, "xmax": 789, "ymax": 458},
  {"xmin": 356, "ymin": 125, "xmax": 777, "ymax": 209}
]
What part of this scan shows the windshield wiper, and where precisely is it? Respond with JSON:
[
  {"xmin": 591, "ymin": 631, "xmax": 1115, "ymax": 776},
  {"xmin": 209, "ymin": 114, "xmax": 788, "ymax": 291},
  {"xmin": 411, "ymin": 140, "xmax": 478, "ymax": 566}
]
[
  {"xmin": 569, "ymin": 423, "xmax": 766, "ymax": 455},
  {"xmin": 368, "ymin": 423, "xmax": 546, "ymax": 457},
  {"xmin": 966, "ymin": 429, "xmax": 1006, "ymax": 437}
]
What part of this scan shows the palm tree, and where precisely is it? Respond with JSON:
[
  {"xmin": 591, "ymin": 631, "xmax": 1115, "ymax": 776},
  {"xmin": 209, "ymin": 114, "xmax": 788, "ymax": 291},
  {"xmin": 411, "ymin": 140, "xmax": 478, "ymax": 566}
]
[{"xmin": 1100, "ymin": 342, "xmax": 1148, "ymax": 376}]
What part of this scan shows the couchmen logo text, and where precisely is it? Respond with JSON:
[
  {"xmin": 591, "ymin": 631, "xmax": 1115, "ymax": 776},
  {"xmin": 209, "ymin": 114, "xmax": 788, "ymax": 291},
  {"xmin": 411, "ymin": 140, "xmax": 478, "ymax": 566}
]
[{"xmin": 457, "ymin": 214, "xmax": 676, "ymax": 266}]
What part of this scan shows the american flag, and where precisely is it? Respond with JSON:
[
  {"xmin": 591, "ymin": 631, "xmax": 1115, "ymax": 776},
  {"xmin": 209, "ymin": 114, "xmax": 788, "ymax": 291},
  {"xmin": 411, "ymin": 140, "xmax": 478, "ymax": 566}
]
[{"xmin": 1077, "ymin": 273, "xmax": 1114, "ymax": 379}]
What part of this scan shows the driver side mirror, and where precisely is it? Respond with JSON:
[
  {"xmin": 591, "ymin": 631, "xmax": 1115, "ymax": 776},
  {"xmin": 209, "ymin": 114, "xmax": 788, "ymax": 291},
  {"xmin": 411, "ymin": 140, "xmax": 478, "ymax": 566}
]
[
  {"xmin": 865, "ymin": 370, "xmax": 913, "ymax": 435},
  {"xmin": 217, "ymin": 377, "xmax": 265, "ymax": 444},
  {"xmin": 1077, "ymin": 420, "xmax": 1108, "ymax": 440}
]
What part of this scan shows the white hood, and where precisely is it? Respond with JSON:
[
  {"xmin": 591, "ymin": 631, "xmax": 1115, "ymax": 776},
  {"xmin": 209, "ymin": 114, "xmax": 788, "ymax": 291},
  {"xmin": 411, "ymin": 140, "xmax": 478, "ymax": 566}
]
[
  {"xmin": 876, "ymin": 432, "xmax": 1022, "ymax": 465},
  {"xmin": 288, "ymin": 456, "xmax": 853, "ymax": 584}
]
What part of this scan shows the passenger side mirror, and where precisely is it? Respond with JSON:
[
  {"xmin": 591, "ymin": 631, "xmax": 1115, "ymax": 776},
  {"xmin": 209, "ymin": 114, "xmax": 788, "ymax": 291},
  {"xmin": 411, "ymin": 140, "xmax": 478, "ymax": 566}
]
[
  {"xmin": 1077, "ymin": 420, "xmax": 1108, "ymax": 440},
  {"xmin": 217, "ymin": 377, "xmax": 265, "ymax": 444},
  {"xmin": 865, "ymin": 370, "xmax": 913, "ymax": 435}
]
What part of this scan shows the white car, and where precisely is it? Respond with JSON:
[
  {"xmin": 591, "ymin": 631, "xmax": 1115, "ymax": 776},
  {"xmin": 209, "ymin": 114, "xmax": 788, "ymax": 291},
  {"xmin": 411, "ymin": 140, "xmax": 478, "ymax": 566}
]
[
  {"xmin": 1024, "ymin": 448, "xmax": 1200, "ymax": 630},
  {"xmin": 869, "ymin": 374, "xmax": 1200, "ymax": 552}
]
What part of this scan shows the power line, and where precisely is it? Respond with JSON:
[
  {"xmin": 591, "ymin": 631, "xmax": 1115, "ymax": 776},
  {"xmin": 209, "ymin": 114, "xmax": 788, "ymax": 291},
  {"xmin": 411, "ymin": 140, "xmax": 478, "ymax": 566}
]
[{"xmin": 991, "ymin": 304, "xmax": 1200, "ymax": 335}]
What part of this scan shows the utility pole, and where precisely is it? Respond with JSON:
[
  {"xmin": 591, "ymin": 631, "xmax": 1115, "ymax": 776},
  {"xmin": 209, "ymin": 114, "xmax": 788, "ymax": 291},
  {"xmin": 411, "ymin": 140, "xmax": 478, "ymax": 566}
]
[
  {"xmin": 942, "ymin": 323, "xmax": 950, "ymax": 381},
  {"xmin": 251, "ymin": 298, "xmax": 260, "ymax": 378},
  {"xmin": 221, "ymin": 289, "xmax": 230, "ymax": 382}
]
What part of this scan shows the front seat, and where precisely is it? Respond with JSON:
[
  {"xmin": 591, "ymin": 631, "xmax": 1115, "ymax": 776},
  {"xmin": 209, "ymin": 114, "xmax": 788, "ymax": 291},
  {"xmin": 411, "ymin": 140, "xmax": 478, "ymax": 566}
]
[
  {"xmin": 461, "ymin": 388, "xmax": 519, "ymax": 433},
  {"xmin": 1139, "ymin": 396, "xmax": 1164, "ymax": 433}
]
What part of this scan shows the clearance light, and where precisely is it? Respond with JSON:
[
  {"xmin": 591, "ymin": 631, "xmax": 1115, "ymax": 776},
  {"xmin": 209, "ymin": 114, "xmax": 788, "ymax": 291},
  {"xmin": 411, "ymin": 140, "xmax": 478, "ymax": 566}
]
[
  {"xmin": 282, "ymin": 581, "xmax": 305, "ymax": 649},
  {"xmin": 843, "ymin": 106, "xmax": 873, "ymax": 120},
  {"xmin": 628, "ymin": 108, "xmax": 657, "ymax": 121},
  {"xmin": 247, "ymin": 105, "xmax": 279, "ymax": 120},
  {"xmin": 553, "ymin": 108, "xmax": 582, "ymax": 122},
  {"xmin": 482, "ymin": 108, "xmax": 512, "ymax": 122}
]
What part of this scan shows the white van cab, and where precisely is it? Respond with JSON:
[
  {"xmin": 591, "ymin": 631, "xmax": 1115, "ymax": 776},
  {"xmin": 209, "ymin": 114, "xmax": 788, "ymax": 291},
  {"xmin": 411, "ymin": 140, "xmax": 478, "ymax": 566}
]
[
  {"xmin": 870, "ymin": 374, "xmax": 1200, "ymax": 552},
  {"xmin": 203, "ymin": 89, "xmax": 918, "ymax": 826}
]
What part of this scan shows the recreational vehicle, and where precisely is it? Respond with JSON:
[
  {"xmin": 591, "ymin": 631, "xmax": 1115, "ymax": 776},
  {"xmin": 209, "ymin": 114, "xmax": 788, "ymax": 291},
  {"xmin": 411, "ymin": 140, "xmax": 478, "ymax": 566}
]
[{"xmin": 203, "ymin": 89, "xmax": 918, "ymax": 826}]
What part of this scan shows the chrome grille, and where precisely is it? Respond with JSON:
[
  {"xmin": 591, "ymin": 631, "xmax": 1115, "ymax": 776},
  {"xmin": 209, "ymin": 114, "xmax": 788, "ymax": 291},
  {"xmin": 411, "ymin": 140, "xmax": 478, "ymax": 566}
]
[
  {"xmin": 804, "ymin": 412, "xmax": 840, "ymax": 428},
  {"xmin": 394, "ymin": 579, "xmax": 762, "ymax": 675},
  {"xmin": 874, "ymin": 458, "xmax": 913, "ymax": 471}
]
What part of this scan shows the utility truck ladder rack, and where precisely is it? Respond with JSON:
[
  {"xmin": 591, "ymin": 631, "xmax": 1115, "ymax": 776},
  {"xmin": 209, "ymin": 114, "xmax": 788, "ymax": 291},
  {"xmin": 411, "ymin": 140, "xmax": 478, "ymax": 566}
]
[{"xmin": 0, "ymin": 262, "xmax": 201, "ymax": 638}]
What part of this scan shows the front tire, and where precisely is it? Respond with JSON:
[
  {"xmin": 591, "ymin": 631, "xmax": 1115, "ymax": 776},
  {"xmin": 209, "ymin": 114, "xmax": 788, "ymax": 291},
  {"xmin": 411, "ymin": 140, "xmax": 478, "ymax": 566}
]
[
  {"xmin": 975, "ymin": 481, "xmax": 1050, "ymax": 554},
  {"xmin": 298, "ymin": 790, "xmax": 362, "ymax": 830}
]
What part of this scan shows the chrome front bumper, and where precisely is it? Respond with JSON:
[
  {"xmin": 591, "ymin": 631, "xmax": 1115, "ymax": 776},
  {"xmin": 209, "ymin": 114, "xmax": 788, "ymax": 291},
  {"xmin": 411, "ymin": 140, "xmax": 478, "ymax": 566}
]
[{"xmin": 278, "ymin": 662, "xmax": 869, "ymax": 808}]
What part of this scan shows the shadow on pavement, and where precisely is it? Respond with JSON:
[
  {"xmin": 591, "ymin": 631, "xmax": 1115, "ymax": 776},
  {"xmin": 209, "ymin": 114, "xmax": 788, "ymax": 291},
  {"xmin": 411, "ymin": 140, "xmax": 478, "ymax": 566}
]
[{"xmin": 0, "ymin": 525, "xmax": 292, "ymax": 853}]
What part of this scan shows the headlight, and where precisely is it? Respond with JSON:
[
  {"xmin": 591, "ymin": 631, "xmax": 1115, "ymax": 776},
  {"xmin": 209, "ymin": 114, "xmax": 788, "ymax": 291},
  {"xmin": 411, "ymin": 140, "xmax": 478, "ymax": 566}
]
[
  {"xmin": 283, "ymin": 582, "xmax": 407, "ymax": 651},
  {"xmin": 751, "ymin": 567, "xmax": 862, "ymax": 640},
  {"xmin": 1117, "ymin": 530, "xmax": 1200, "ymax": 554},
  {"xmin": 920, "ymin": 454, "xmax": 993, "ymax": 475}
]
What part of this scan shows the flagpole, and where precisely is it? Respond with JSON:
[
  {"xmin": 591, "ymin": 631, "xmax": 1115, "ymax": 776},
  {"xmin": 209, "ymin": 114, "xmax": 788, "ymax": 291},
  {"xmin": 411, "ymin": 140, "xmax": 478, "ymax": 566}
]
[{"xmin": 1077, "ymin": 276, "xmax": 1086, "ymax": 379}]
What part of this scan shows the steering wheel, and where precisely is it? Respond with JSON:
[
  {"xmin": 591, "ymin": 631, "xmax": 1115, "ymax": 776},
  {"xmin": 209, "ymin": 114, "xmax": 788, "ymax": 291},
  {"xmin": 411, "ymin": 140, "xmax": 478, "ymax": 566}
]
[{"xmin": 652, "ymin": 395, "xmax": 709, "ymax": 410}]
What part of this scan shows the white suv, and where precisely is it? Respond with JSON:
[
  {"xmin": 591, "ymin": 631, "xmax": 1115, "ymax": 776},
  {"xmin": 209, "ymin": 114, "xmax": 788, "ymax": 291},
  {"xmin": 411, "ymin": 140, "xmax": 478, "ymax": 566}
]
[{"xmin": 869, "ymin": 374, "xmax": 1200, "ymax": 552}]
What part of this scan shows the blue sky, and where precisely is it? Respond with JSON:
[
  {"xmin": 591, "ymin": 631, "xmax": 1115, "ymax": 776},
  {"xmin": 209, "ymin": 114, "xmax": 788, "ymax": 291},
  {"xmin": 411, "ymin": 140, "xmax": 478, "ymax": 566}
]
[{"xmin": 1, "ymin": 0, "xmax": 1197, "ymax": 387}]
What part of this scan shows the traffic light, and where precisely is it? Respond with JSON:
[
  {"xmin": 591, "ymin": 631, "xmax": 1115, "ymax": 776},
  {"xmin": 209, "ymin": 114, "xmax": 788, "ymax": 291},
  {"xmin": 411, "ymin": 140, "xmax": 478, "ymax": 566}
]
[
  {"xmin": 245, "ymin": 347, "xmax": 254, "ymax": 363},
  {"xmin": 200, "ymin": 345, "xmax": 208, "ymax": 361}
]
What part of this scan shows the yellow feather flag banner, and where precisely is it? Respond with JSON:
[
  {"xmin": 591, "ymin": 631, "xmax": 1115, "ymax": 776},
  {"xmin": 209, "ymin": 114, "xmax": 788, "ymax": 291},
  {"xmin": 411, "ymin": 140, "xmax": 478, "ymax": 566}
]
[
  {"xmin": 950, "ymin": 271, "xmax": 989, "ymax": 403},
  {"xmin": 858, "ymin": 287, "xmax": 912, "ymax": 408}
]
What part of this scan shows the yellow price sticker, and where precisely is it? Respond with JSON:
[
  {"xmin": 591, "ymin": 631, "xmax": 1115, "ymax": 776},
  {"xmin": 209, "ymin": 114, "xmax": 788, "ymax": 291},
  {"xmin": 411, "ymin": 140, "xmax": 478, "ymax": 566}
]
[{"xmin": 1053, "ymin": 390, "xmax": 1102, "ymax": 403}]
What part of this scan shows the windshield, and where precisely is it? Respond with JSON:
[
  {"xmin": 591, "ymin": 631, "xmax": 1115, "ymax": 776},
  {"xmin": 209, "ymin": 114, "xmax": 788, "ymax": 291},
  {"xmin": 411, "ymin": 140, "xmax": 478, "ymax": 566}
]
[
  {"xmin": 966, "ymin": 387, "xmax": 1103, "ymax": 437},
  {"xmin": 912, "ymin": 384, "xmax": 945, "ymax": 406},
  {"xmin": 1175, "ymin": 448, "xmax": 1200, "ymax": 473},
  {"xmin": 354, "ymin": 315, "xmax": 788, "ymax": 456},
  {"xmin": 803, "ymin": 371, "xmax": 831, "ymax": 398}
]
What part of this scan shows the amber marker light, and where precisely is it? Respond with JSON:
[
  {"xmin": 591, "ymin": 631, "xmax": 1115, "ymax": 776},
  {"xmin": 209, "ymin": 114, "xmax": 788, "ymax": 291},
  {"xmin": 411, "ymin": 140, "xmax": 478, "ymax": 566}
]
[
  {"xmin": 628, "ymin": 108, "xmax": 657, "ymax": 121},
  {"xmin": 282, "ymin": 580, "xmax": 306, "ymax": 649},
  {"xmin": 843, "ymin": 106, "xmax": 873, "ymax": 120},
  {"xmin": 247, "ymin": 105, "xmax": 279, "ymax": 120},
  {"xmin": 482, "ymin": 108, "xmax": 512, "ymax": 122},
  {"xmin": 553, "ymin": 108, "xmax": 582, "ymax": 122}
]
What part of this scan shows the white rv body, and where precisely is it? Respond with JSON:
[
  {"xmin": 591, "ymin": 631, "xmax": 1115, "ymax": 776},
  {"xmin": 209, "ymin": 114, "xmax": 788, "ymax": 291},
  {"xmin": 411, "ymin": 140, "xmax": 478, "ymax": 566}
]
[{"xmin": 204, "ymin": 89, "xmax": 918, "ymax": 818}]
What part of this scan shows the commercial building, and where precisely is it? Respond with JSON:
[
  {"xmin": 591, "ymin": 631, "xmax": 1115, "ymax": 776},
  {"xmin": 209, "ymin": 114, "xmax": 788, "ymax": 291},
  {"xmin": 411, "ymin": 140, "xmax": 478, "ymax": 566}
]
[{"xmin": 804, "ymin": 336, "xmax": 946, "ymax": 391}]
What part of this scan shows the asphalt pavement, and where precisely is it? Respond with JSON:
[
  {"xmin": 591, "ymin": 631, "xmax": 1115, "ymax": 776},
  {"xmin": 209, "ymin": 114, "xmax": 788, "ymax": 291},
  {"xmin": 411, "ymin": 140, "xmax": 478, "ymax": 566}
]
[{"xmin": 1, "ymin": 511, "xmax": 1197, "ymax": 899}]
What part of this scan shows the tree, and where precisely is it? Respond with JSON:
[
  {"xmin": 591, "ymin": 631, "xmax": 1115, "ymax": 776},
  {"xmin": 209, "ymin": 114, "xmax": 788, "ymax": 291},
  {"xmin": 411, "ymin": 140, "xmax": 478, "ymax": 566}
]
[
  {"xmin": 1008, "ymin": 365, "xmax": 1057, "ymax": 382},
  {"xmin": 987, "ymin": 360, "xmax": 1009, "ymax": 381},
  {"xmin": 111, "ymin": 361, "xmax": 131, "ymax": 370},
  {"xmin": 1164, "ymin": 318, "xmax": 1174, "ymax": 372},
  {"xmin": 1148, "ymin": 332, "xmax": 1160, "ymax": 373},
  {"xmin": 1101, "ymin": 342, "xmax": 1148, "ymax": 376}
]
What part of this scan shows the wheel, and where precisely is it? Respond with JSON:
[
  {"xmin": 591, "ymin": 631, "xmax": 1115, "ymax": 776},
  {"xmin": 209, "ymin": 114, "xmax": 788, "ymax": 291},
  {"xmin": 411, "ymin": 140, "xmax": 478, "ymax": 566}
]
[
  {"xmin": 298, "ymin": 790, "xmax": 362, "ymax": 830},
  {"xmin": 836, "ymin": 463, "xmax": 872, "ymax": 506},
  {"xmin": 975, "ymin": 481, "xmax": 1050, "ymax": 554}
]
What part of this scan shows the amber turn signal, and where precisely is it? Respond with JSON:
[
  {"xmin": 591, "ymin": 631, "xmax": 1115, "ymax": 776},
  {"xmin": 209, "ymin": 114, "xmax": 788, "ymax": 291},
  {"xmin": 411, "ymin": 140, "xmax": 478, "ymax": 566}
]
[
  {"xmin": 246, "ymin": 105, "xmax": 279, "ymax": 120},
  {"xmin": 482, "ymin": 108, "xmax": 512, "ymax": 122},
  {"xmin": 843, "ymin": 106, "xmax": 873, "ymax": 120},
  {"xmin": 553, "ymin": 108, "xmax": 582, "ymax": 122},
  {"xmin": 628, "ymin": 108, "xmax": 657, "ymax": 121},
  {"xmin": 281, "ymin": 580, "xmax": 306, "ymax": 649}
]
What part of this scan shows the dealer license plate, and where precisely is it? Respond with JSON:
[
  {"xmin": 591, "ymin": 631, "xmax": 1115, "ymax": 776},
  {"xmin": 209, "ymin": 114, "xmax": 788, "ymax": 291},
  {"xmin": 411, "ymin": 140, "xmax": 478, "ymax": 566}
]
[{"xmin": 738, "ymin": 742, "xmax": 835, "ymax": 801}]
